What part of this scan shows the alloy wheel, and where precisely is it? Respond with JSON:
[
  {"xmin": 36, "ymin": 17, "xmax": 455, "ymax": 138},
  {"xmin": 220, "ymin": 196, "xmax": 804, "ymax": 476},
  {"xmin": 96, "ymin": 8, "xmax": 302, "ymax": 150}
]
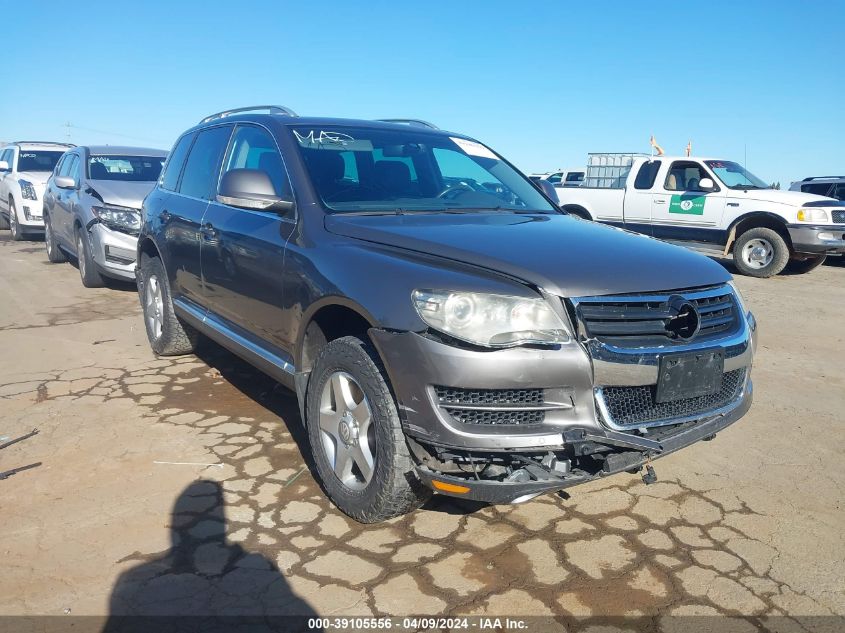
[
  {"xmin": 318, "ymin": 371, "xmax": 376, "ymax": 491},
  {"xmin": 9, "ymin": 203, "xmax": 18, "ymax": 239},
  {"xmin": 145, "ymin": 274, "xmax": 164, "ymax": 341},
  {"xmin": 77, "ymin": 235, "xmax": 87, "ymax": 278}
]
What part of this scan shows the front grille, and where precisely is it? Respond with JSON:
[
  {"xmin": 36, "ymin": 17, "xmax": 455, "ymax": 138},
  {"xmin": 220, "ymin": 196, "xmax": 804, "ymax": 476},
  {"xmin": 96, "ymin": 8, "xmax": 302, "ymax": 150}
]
[
  {"xmin": 597, "ymin": 368, "xmax": 746, "ymax": 427},
  {"xmin": 434, "ymin": 386, "xmax": 546, "ymax": 425},
  {"xmin": 833, "ymin": 210, "xmax": 845, "ymax": 223},
  {"xmin": 574, "ymin": 285, "xmax": 739, "ymax": 346}
]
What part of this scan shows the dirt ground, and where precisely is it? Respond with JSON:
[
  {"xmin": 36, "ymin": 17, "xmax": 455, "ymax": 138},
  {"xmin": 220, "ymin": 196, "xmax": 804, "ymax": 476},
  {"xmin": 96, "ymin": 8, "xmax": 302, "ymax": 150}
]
[{"xmin": 0, "ymin": 230, "xmax": 843, "ymax": 631}]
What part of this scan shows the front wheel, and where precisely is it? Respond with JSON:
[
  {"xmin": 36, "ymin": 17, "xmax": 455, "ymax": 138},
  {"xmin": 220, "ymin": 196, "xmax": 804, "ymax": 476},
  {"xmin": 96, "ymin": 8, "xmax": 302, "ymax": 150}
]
[
  {"xmin": 785, "ymin": 254, "xmax": 827, "ymax": 274},
  {"xmin": 732, "ymin": 227, "xmax": 790, "ymax": 278},
  {"xmin": 305, "ymin": 336, "xmax": 430, "ymax": 523},
  {"xmin": 9, "ymin": 200, "xmax": 24, "ymax": 241},
  {"xmin": 76, "ymin": 228, "xmax": 105, "ymax": 287}
]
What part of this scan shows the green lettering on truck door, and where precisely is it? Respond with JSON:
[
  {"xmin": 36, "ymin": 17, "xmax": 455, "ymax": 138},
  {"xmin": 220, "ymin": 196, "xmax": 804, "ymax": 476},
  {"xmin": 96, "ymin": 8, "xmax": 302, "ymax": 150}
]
[{"xmin": 669, "ymin": 195, "xmax": 706, "ymax": 215}]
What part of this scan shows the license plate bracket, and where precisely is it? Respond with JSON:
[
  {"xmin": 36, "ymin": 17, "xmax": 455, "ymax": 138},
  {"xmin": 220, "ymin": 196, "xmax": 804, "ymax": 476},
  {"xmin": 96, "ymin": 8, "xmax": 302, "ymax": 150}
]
[{"xmin": 655, "ymin": 349, "xmax": 724, "ymax": 403}]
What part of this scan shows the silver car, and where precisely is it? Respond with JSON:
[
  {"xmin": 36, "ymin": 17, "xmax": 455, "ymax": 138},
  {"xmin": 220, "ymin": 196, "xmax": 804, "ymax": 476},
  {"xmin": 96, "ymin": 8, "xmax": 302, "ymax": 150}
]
[{"xmin": 42, "ymin": 146, "xmax": 166, "ymax": 286}]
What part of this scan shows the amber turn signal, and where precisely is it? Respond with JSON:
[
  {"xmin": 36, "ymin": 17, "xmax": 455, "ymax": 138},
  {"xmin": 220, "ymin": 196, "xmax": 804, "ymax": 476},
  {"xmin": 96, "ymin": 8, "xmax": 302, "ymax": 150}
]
[{"xmin": 431, "ymin": 480, "xmax": 471, "ymax": 494}]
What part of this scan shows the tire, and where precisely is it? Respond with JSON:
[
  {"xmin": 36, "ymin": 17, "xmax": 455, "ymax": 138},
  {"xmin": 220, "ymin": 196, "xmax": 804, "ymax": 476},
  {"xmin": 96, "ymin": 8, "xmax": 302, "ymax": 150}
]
[
  {"xmin": 9, "ymin": 199, "xmax": 24, "ymax": 241},
  {"xmin": 137, "ymin": 254, "xmax": 199, "ymax": 356},
  {"xmin": 305, "ymin": 336, "xmax": 431, "ymax": 523},
  {"xmin": 732, "ymin": 227, "xmax": 790, "ymax": 278},
  {"xmin": 0, "ymin": 210, "xmax": 8, "ymax": 230},
  {"xmin": 45, "ymin": 215, "xmax": 67, "ymax": 263},
  {"xmin": 785, "ymin": 254, "xmax": 827, "ymax": 275},
  {"xmin": 75, "ymin": 227, "xmax": 105, "ymax": 288}
]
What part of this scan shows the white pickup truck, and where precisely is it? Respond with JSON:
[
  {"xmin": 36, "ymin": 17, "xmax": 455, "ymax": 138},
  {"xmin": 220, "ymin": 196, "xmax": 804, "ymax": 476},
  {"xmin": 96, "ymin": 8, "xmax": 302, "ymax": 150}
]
[{"xmin": 556, "ymin": 153, "xmax": 845, "ymax": 277}]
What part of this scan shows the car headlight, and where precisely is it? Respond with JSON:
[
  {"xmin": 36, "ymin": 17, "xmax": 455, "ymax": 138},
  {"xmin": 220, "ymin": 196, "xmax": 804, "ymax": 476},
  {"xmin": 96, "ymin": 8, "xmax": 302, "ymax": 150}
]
[
  {"xmin": 92, "ymin": 204, "xmax": 141, "ymax": 234},
  {"xmin": 19, "ymin": 180, "xmax": 37, "ymax": 200},
  {"xmin": 797, "ymin": 208, "xmax": 828, "ymax": 223},
  {"xmin": 412, "ymin": 289, "xmax": 571, "ymax": 348},
  {"xmin": 728, "ymin": 280, "xmax": 750, "ymax": 316}
]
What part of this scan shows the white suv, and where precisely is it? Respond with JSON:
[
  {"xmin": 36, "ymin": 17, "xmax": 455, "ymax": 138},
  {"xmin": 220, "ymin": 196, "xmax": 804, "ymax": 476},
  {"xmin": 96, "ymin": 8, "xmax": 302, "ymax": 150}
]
[{"xmin": 0, "ymin": 142, "xmax": 73, "ymax": 240}]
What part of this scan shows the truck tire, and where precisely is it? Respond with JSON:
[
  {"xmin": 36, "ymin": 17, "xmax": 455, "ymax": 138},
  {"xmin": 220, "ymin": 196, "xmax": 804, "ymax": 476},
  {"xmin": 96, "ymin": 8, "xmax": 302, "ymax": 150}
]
[
  {"xmin": 137, "ymin": 254, "xmax": 199, "ymax": 356},
  {"xmin": 45, "ymin": 214, "xmax": 67, "ymax": 263},
  {"xmin": 732, "ymin": 227, "xmax": 790, "ymax": 278},
  {"xmin": 76, "ymin": 227, "xmax": 106, "ymax": 288},
  {"xmin": 0, "ymin": 210, "xmax": 8, "ymax": 230},
  {"xmin": 305, "ymin": 336, "xmax": 431, "ymax": 523},
  {"xmin": 785, "ymin": 254, "xmax": 826, "ymax": 274}
]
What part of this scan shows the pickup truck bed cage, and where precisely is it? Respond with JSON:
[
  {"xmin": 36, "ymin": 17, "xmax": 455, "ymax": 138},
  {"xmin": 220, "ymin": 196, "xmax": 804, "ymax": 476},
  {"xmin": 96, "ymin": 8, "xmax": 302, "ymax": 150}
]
[{"xmin": 584, "ymin": 153, "xmax": 648, "ymax": 189}]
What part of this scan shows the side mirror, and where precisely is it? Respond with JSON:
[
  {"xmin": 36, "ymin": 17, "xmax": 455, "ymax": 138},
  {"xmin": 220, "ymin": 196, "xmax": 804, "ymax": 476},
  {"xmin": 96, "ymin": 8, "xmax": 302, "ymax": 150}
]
[
  {"xmin": 698, "ymin": 177, "xmax": 716, "ymax": 191},
  {"xmin": 55, "ymin": 176, "xmax": 77, "ymax": 189},
  {"xmin": 537, "ymin": 179, "xmax": 559, "ymax": 203},
  {"xmin": 216, "ymin": 168, "xmax": 294, "ymax": 214},
  {"xmin": 0, "ymin": 160, "xmax": 9, "ymax": 172}
]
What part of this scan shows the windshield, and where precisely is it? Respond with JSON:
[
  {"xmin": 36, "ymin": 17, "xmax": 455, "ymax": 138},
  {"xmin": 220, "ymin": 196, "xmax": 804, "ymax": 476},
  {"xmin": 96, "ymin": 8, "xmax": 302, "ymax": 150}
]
[
  {"xmin": 18, "ymin": 151, "xmax": 64, "ymax": 172},
  {"xmin": 291, "ymin": 126, "xmax": 556, "ymax": 213},
  {"xmin": 88, "ymin": 155, "xmax": 165, "ymax": 182},
  {"xmin": 705, "ymin": 160, "xmax": 770, "ymax": 190}
]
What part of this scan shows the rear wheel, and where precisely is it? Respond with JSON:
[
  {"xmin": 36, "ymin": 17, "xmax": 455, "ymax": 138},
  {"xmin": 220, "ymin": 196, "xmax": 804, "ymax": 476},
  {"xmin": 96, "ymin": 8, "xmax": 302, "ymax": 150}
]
[
  {"xmin": 9, "ymin": 199, "xmax": 24, "ymax": 241},
  {"xmin": 732, "ymin": 227, "xmax": 790, "ymax": 278},
  {"xmin": 0, "ymin": 209, "xmax": 8, "ymax": 230},
  {"xmin": 45, "ymin": 215, "xmax": 67, "ymax": 263},
  {"xmin": 305, "ymin": 336, "xmax": 430, "ymax": 523},
  {"xmin": 785, "ymin": 254, "xmax": 827, "ymax": 274},
  {"xmin": 76, "ymin": 227, "xmax": 105, "ymax": 287},
  {"xmin": 138, "ymin": 254, "xmax": 199, "ymax": 356}
]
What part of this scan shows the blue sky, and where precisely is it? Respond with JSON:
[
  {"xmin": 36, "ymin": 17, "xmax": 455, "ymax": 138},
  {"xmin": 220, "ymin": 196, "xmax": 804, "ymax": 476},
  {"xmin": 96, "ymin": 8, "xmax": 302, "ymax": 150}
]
[{"xmin": 2, "ymin": 0, "xmax": 842, "ymax": 186}]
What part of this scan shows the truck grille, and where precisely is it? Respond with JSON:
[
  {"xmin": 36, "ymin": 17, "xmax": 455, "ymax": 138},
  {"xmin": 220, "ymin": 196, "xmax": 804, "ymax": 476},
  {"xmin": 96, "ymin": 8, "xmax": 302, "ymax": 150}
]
[
  {"xmin": 573, "ymin": 285, "xmax": 739, "ymax": 346},
  {"xmin": 596, "ymin": 368, "xmax": 746, "ymax": 428},
  {"xmin": 832, "ymin": 210, "xmax": 845, "ymax": 223},
  {"xmin": 434, "ymin": 386, "xmax": 546, "ymax": 425}
]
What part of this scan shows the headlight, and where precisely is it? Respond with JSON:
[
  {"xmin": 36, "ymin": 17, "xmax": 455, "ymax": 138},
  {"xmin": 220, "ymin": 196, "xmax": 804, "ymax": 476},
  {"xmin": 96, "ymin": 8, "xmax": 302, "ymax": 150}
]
[
  {"xmin": 92, "ymin": 204, "xmax": 141, "ymax": 234},
  {"xmin": 412, "ymin": 289, "xmax": 571, "ymax": 348},
  {"xmin": 797, "ymin": 208, "xmax": 828, "ymax": 223},
  {"xmin": 19, "ymin": 180, "xmax": 37, "ymax": 200},
  {"xmin": 728, "ymin": 280, "xmax": 749, "ymax": 316}
]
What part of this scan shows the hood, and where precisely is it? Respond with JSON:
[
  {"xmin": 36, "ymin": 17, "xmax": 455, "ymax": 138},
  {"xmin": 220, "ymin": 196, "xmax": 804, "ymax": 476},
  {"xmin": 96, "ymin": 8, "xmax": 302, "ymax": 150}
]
[
  {"xmin": 17, "ymin": 171, "xmax": 51, "ymax": 187},
  {"xmin": 728, "ymin": 188, "xmax": 836, "ymax": 207},
  {"xmin": 86, "ymin": 180, "xmax": 157, "ymax": 209},
  {"xmin": 325, "ymin": 213, "xmax": 731, "ymax": 297}
]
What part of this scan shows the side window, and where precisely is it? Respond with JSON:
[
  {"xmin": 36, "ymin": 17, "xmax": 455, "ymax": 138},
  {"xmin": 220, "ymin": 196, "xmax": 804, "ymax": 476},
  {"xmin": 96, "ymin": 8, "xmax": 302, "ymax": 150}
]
[
  {"xmin": 832, "ymin": 184, "xmax": 845, "ymax": 201},
  {"xmin": 59, "ymin": 154, "xmax": 77, "ymax": 178},
  {"xmin": 178, "ymin": 126, "xmax": 232, "ymax": 200},
  {"xmin": 160, "ymin": 133, "xmax": 195, "ymax": 192},
  {"xmin": 565, "ymin": 171, "xmax": 584, "ymax": 184},
  {"xmin": 634, "ymin": 160, "xmax": 662, "ymax": 189},
  {"xmin": 222, "ymin": 125, "xmax": 291, "ymax": 197},
  {"xmin": 665, "ymin": 161, "xmax": 710, "ymax": 192},
  {"xmin": 547, "ymin": 172, "xmax": 563, "ymax": 185},
  {"xmin": 800, "ymin": 183, "xmax": 833, "ymax": 196},
  {"xmin": 66, "ymin": 155, "xmax": 80, "ymax": 180},
  {"xmin": 0, "ymin": 149, "xmax": 12, "ymax": 169}
]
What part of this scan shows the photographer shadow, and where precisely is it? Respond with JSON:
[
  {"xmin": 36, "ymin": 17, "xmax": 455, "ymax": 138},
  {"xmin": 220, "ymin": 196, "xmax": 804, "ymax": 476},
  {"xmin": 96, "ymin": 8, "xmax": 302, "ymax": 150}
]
[{"xmin": 103, "ymin": 479, "xmax": 320, "ymax": 632}]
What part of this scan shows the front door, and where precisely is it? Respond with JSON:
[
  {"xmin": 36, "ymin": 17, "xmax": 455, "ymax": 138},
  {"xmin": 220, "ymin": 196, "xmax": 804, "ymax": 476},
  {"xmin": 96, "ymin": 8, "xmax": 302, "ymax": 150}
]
[
  {"xmin": 201, "ymin": 124, "xmax": 295, "ymax": 354},
  {"xmin": 650, "ymin": 160, "xmax": 726, "ymax": 243}
]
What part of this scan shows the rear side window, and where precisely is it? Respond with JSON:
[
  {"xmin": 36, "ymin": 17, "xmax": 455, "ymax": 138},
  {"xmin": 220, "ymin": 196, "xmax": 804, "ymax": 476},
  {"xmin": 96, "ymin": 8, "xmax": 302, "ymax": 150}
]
[
  {"xmin": 178, "ymin": 126, "xmax": 232, "ymax": 200},
  {"xmin": 565, "ymin": 171, "xmax": 584, "ymax": 184},
  {"xmin": 634, "ymin": 160, "xmax": 661, "ymax": 189},
  {"xmin": 160, "ymin": 133, "xmax": 195, "ymax": 192}
]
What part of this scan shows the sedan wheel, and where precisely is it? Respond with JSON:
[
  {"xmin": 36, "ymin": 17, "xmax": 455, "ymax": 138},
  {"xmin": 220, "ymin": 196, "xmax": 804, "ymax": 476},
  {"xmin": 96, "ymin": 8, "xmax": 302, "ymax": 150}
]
[{"xmin": 318, "ymin": 371, "xmax": 376, "ymax": 491}]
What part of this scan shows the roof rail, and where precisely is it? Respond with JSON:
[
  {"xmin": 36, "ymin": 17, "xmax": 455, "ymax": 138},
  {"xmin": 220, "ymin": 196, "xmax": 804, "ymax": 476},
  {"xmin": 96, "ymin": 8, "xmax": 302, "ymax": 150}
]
[
  {"xmin": 12, "ymin": 141, "xmax": 75, "ymax": 148},
  {"xmin": 375, "ymin": 118, "xmax": 439, "ymax": 130},
  {"xmin": 802, "ymin": 176, "xmax": 845, "ymax": 181},
  {"xmin": 200, "ymin": 105, "xmax": 298, "ymax": 124}
]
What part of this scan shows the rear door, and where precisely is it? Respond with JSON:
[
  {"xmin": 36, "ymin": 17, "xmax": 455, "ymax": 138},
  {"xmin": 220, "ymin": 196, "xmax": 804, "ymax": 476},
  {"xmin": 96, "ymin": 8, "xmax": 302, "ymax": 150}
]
[
  {"xmin": 165, "ymin": 125, "xmax": 233, "ymax": 306},
  {"xmin": 650, "ymin": 160, "xmax": 726, "ymax": 242},
  {"xmin": 200, "ymin": 123, "xmax": 295, "ymax": 353},
  {"xmin": 622, "ymin": 159, "xmax": 661, "ymax": 232}
]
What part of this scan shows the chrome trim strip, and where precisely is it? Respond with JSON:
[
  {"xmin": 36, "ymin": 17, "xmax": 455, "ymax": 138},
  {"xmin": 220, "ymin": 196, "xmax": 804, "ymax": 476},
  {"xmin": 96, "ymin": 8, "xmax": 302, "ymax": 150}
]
[
  {"xmin": 173, "ymin": 297, "xmax": 295, "ymax": 375},
  {"xmin": 572, "ymin": 284, "xmax": 731, "ymax": 305}
]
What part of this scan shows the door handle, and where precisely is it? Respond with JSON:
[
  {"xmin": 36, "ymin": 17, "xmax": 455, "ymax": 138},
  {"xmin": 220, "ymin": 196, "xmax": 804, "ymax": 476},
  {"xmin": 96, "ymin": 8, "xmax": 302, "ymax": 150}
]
[
  {"xmin": 654, "ymin": 199, "xmax": 666, "ymax": 205},
  {"xmin": 160, "ymin": 210, "xmax": 172, "ymax": 223}
]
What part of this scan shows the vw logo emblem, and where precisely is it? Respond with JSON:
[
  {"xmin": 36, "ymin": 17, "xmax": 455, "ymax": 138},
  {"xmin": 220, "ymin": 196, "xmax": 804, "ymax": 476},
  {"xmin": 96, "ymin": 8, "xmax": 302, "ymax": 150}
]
[{"xmin": 665, "ymin": 295, "xmax": 701, "ymax": 340}]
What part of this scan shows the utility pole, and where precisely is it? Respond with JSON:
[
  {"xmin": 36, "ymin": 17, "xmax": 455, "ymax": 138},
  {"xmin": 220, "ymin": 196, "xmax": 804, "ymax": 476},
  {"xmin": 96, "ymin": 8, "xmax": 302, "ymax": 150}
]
[{"xmin": 64, "ymin": 122, "xmax": 72, "ymax": 143}]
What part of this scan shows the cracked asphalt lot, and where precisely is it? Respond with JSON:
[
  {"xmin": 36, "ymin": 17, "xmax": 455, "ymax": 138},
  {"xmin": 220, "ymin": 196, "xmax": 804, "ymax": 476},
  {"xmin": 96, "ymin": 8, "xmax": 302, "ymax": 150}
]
[{"xmin": 0, "ymin": 231, "xmax": 843, "ymax": 631}]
